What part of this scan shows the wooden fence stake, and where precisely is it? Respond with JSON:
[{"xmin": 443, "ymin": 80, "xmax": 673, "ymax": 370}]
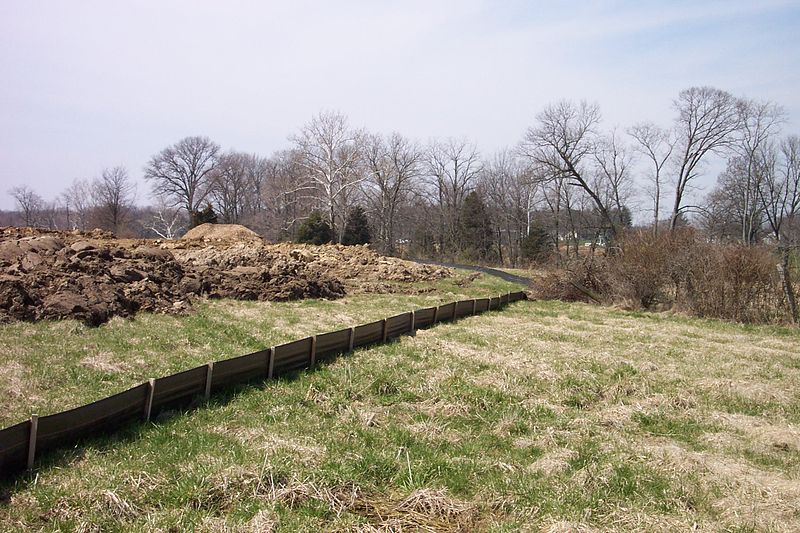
[
  {"xmin": 204, "ymin": 362, "xmax": 214, "ymax": 401},
  {"xmin": 410, "ymin": 310, "xmax": 416, "ymax": 335},
  {"xmin": 348, "ymin": 327, "xmax": 356, "ymax": 352},
  {"xmin": 472, "ymin": 299, "xmax": 477, "ymax": 315},
  {"xmin": 310, "ymin": 336, "xmax": 317, "ymax": 368},
  {"xmin": 27, "ymin": 414, "xmax": 38, "ymax": 471},
  {"xmin": 144, "ymin": 378, "xmax": 155, "ymax": 422},
  {"xmin": 267, "ymin": 347, "xmax": 275, "ymax": 379},
  {"xmin": 433, "ymin": 306, "xmax": 439, "ymax": 324},
  {"xmin": 381, "ymin": 318, "xmax": 388, "ymax": 342}
]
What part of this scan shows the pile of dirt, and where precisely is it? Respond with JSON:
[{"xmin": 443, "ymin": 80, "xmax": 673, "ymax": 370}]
[
  {"xmin": 0, "ymin": 236, "xmax": 190, "ymax": 326},
  {"xmin": 169, "ymin": 241, "xmax": 451, "ymax": 293},
  {"xmin": 0, "ymin": 226, "xmax": 450, "ymax": 326},
  {"xmin": 181, "ymin": 223, "xmax": 262, "ymax": 243}
]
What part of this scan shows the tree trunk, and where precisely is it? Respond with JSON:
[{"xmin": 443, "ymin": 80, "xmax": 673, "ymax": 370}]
[{"xmin": 779, "ymin": 247, "xmax": 798, "ymax": 324}]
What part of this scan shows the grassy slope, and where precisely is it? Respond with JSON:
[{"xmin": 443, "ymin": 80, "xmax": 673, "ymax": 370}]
[
  {"xmin": 0, "ymin": 271, "xmax": 518, "ymax": 428},
  {"xmin": 2, "ymin": 281, "xmax": 800, "ymax": 530}
]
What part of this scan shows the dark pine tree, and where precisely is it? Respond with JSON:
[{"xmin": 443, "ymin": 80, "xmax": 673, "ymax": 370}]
[
  {"xmin": 459, "ymin": 191, "xmax": 495, "ymax": 261},
  {"xmin": 342, "ymin": 205, "xmax": 371, "ymax": 245},
  {"xmin": 520, "ymin": 223, "xmax": 553, "ymax": 263},
  {"xmin": 297, "ymin": 210, "xmax": 333, "ymax": 245},
  {"xmin": 191, "ymin": 203, "xmax": 218, "ymax": 227}
]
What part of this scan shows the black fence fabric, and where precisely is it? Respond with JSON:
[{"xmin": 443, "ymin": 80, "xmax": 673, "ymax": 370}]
[
  {"xmin": 211, "ymin": 349, "xmax": 271, "ymax": 392},
  {"xmin": 1, "ymin": 291, "xmax": 526, "ymax": 477},
  {"xmin": 152, "ymin": 366, "xmax": 207, "ymax": 413},
  {"xmin": 315, "ymin": 329, "xmax": 351, "ymax": 362},
  {"xmin": 273, "ymin": 337, "xmax": 315, "ymax": 376},
  {"xmin": 37, "ymin": 384, "xmax": 150, "ymax": 456},
  {"xmin": 413, "ymin": 307, "xmax": 436, "ymax": 329},
  {"xmin": 386, "ymin": 312, "xmax": 412, "ymax": 339},
  {"xmin": 0, "ymin": 421, "xmax": 30, "ymax": 475}
]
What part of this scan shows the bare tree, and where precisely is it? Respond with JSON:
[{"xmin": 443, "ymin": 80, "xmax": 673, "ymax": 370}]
[
  {"xmin": 593, "ymin": 129, "xmax": 634, "ymax": 231},
  {"xmin": 669, "ymin": 86, "xmax": 741, "ymax": 230},
  {"xmin": 61, "ymin": 179, "xmax": 94, "ymax": 230},
  {"xmin": 261, "ymin": 149, "xmax": 316, "ymax": 240},
  {"xmin": 144, "ymin": 136, "xmax": 220, "ymax": 226},
  {"xmin": 520, "ymin": 100, "xmax": 622, "ymax": 238},
  {"xmin": 705, "ymin": 156, "xmax": 765, "ymax": 242},
  {"xmin": 539, "ymin": 175, "xmax": 566, "ymax": 262},
  {"xmin": 292, "ymin": 111, "xmax": 364, "ymax": 242},
  {"xmin": 209, "ymin": 152, "xmax": 249, "ymax": 224},
  {"xmin": 242, "ymin": 153, "xmax": 270, "ymax": 218},
  {"xmin": 734, "ymin": 98, "xmax": 786, "ymax": 243},
  {"xmin": 146, "ymin": 199, "xmax": 188, "ymax": 239},
  {"xmin": 8, "ymin": 185, "xmax": 44, "ymax": 227},
  {"xmin": 93, "ymin": 166, "xmax": 136, "ymax": 234},
  {"xmin": 363, "ymin": 132, "xmax": 421, "ymax": 254},
  {"xmin": 758, "ymin": 136, "xmax": 800, "ymax": 322},
  {"xmin": 425, "ymin": 138, "xmax": 482, "ymax": 254},
  {"xmin": 628, "ymin": 122, "xmax": 674, "ymax": 235},
  {"xmin": 480, "ymin": 150, "xmax": 538, "ymax": 265}
]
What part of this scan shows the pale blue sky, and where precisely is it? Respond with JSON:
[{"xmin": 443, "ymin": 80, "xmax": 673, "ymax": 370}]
[{"xmin": 1, "ymin": 0, "xmax": 799, "ymax": 209}]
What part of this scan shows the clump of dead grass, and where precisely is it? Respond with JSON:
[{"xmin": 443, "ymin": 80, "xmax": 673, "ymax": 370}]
[
  {"xmin": 80, "ymin": 352, "xmax": 131, "ymax": 374},
  {"xmin": 273, "ymin": 476, "xmax": 481, "ymax": 532}
]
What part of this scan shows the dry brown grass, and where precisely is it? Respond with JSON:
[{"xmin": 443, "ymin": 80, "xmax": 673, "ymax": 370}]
[
  {"xmin": 431, "ymin": 301, "xmax": 800, "ymax": 530},
  {"xmin": 2, "ymin": 298, "xmax": 798, "ymax": 531}
]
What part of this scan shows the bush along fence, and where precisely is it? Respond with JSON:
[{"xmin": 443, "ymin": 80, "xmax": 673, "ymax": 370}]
[{"xmin": 0, "ymin": 291, "xmax": 527, "ymax": 478}]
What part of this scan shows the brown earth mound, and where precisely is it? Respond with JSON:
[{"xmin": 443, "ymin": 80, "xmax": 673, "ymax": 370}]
[
  {"xmin": 168, "ymin": 241, "xmax": 450, "ymax": 293},
  {"xmin": 0, "ymin": 226, "xmax": 450, "ymax": 326},
  {"xmin": 181, "ymin": 223, "xmax": 262, "ymax": 243}
]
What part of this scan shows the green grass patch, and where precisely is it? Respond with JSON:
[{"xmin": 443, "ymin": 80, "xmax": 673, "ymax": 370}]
[{"xmin": 2, "ymin": 289, "xmax": 799, "ymax": 531}]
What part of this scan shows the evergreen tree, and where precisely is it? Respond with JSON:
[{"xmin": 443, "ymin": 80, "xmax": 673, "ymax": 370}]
[
  {"xmin": 297, "ymin": 210, "xmax": 333, "ymax": 245},
  {"xmin": 191, "ymin": 203, "xmax": 218, "ymax": 227},
  {"xmin": 459, "ymin": 191, "xmax": 494, "ymax": 261},
  {"xmin": 342, "ymin": 205, "xmax": 371, "ymax": 245},
  {"xmin": 520, "ymin": 223, "xmax": 553, "ymax": 263}
]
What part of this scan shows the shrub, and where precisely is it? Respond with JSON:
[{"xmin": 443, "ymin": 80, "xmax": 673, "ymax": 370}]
[
  {"xmin": 534, "ymin": 228, "xmax": 795, "ymax": 325},
  {"xmin": 605, "ymin": 229, "xmax": 696, "ymax": 308},
  {"xmin": 683, "ymin": 243, "xmax": 784, "ymax": 323},
  {"xmin": 520, "ymin": 224, "xmax": 553, "ymax": 264},
  {"xmin": 533, "ymin": 256, "xmax": 610, "ymax": 304},
  {"xmin": 191, "ymin": 204, "xmax": 218, "ymax": 227},
  {"xmin": 342, "ymin": 206, "xmax": 371, "ymax": 245},
  {"xmin": 297, "ymin": 211, "xmax": 332, "ymax": 245}
]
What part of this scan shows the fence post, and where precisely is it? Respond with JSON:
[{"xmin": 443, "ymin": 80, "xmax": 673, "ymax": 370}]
[
  {"xmin": 348, "ymin": 327, "xmax": 355, "ymax": 352},
  {"xmin": 310, "ymin": 336, "xmax": 318, "ymax": 368},
  {"xmin": 410, "ymin": 310, "xmax": 416, "ymax": 335},
  {"xmin": 433, "ymin": 305, "xmax": 439, "ymax": 324},
  {"xmin": 27, "ymin": 414, "xmax": 38, "ymax": 471},
  {"xmin": 204, "ymin": 362, "xmax": 214, "ymax": 401},
  {"xmin": 472, "ymin": 299, "xmax": 477, "ymax": 315},
  {"xmin": 144, "ymin": 378, "xmax": 155, "ymax": 422},
  {"xmin": 381, "ymin": 318, "xmax": 388, "ymax": 342},
  {"xmin": 267, "ymin": 347, "xmax": 275, "ymax": 379}
]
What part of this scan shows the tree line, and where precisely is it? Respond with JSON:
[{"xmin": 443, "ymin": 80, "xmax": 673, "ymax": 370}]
[{"xmin": 6, "ymin": 85, "xmax": 799, "ymax": 266}]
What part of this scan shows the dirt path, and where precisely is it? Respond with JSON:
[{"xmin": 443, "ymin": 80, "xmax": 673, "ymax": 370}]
[{"xmin": 410, "ymin": 259, "xmax": 532, "ymax": 286}]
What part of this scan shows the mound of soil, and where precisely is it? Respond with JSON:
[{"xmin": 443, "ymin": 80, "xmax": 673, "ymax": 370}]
[
  {"xmin": 181, "ymin": 223, "xmax": 262, "ymax": 243},
  {"xmin": 0, "ymin": 236, "xmax": 191, "ymax": 326},
  {"xmin": 0, "ymin": 226, "xmax": 450, "ymax": 326},
  {"xmin": 170, "ymin": 241, "xmax": 450, "ymax": 292}
]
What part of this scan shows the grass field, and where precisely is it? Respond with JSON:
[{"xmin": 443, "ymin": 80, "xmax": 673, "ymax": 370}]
[
  {"xmin": 2, "ymin": 274, "xmax": 800, "ymax": 531},
  {"xmin": 0, "ymin": 271, "xmax": 518, "ymax": 428}
]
